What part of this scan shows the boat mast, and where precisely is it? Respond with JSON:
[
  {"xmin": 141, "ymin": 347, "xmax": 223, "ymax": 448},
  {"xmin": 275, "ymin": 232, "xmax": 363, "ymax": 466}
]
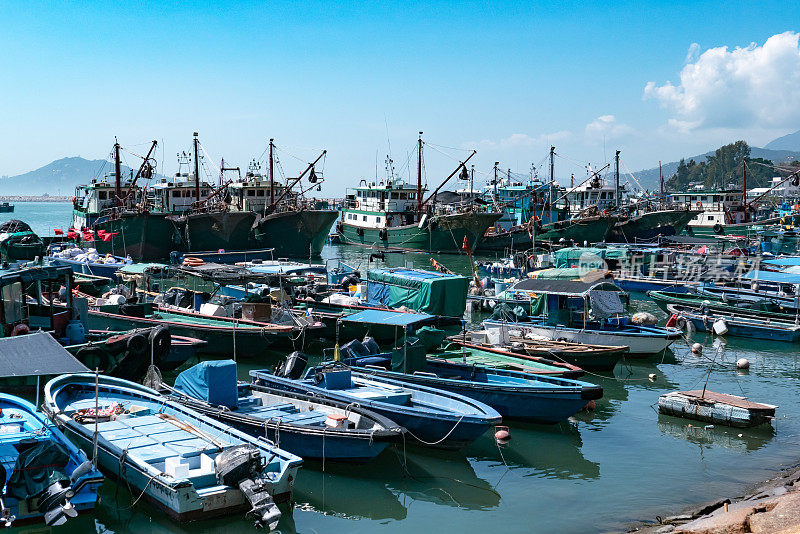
[
  {"xmin": 114, "ymin": 138, "xmax": 122, "ymax": 206},
  {"xmin": 417, "ymin": 132, "xmax": 423, "ymax": 215},
  {"xmin": 615, "ymin": 150, "xmax": 620, "ymax": 208},
  {"xmin": 742, "ymin": 157, "xmax": 747, "ymax": 222},
  {"xmin": 269, "ymin": 138, "xmax": 275, "ymax": 206},
  {"xmin": 549, "ymin": 146, "xmax": 555, "ymax": 222},
  {"xmin": 493, "ymin": 162, "xmax": 499, "ymax": 203},
  {"xmin": 193, "ymin": 132, "xmax": 200, "ymax": 203},
  {"xmin": 659, "ymin": 161, "xmax": 663, "ymax": 197}
]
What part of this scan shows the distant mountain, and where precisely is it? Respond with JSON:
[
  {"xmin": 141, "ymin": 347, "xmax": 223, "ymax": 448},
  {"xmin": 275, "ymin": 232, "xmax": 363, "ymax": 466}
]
[
  {"xmin": 0, "ymin": 157, "xmax": 165, "ymax": 196},
  {"xmin": 632, "ymin": 146, "xmax": 800, "ymax": 191},
  {"xmin": 764, "ymin": 129, "xmax": 800, "ymax": 151}
]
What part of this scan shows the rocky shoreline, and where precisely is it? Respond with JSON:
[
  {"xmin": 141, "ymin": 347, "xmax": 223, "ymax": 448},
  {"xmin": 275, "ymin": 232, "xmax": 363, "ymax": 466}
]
[{"xmin": 627, "ymin": 463, "xmax": 800, "ymax": 533}]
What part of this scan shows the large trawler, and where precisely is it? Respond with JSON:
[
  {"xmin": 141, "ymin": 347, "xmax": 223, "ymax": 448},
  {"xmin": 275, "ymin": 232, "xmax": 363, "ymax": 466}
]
[
  {"xmin": 241, "ymin": 139, "xmax": 338, "ymax": 257},
  {"xmin": 336, "ymin": 134, "xmax": 501, "ymax": 253},
  {"xmin": 72, "ymin": 139, "xmax": 177, "ymax": 261}
]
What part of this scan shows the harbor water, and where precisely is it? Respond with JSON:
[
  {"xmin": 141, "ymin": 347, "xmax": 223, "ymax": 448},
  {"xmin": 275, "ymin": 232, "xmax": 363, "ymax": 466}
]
[{"xmin": 7, "ymin": 203, "xmax": 800, "ymax": 533}]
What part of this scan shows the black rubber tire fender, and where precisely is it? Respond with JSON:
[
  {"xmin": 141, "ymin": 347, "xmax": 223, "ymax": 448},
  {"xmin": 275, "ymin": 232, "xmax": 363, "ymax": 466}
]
[{"xmin": 76, "ymin": 346, "xmax": 111, "ymax": 372}]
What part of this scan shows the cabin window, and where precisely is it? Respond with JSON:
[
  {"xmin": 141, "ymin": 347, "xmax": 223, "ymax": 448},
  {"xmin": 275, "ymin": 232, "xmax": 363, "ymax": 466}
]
[
  {"xmin": 691, "ymin": 196, "xmax": 697, "ymax": 201},
  {"xmin": 2, "ymin": 282, "xmax": 23, "ymax": 324},
  {"xmin": 201, "ymin": 190, "xmax": 209, "ymax": 196},
  {"xmin": 714, "ymin": 195, "xmax": 721, "ymax": 202},
  {"xmin": 409, "ymin": 193, "xmax": 415, "ymax": 199},
  {"xmin": 172, "ymin": 190, "xmax": 180, "ymax": 197},
  {"xmin": 362, "ymin": 216, "xmax": 367, "ymax": 221},
  {"xmin": 257, "ymin": 190, "xmax": 265, "ymax": 197},
  {"xmin": 248, "ymin": 190, "xmax": 256, "ymax": 197},
  {"xmin": 708, "ymin": 216, "xmax": 715, "ymax": 221},
  {"xmin": 376, "ymin": 217, "xmax": 381, "ymax": 223},
  {"xmin": 600, "ymin": 192, "xmax": 606, "ymax": 199},
  {"xmin": 391, "ymin": 192, "xmax": 399, "ymax": 199},
  {"xmin": 98, "ymin": 191, "xmax": 107, "ymax": 200},
  {"xmin": 399, "ymin": 192, "xmax": 407, "ymax": 199}
]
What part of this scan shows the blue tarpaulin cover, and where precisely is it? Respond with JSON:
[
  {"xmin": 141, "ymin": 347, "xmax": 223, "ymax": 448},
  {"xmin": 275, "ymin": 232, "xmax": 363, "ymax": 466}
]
[
  {"xmin": 174, "ymin": 359, "xmax": 238, "ymax": 409},
  {"xmin": 763, "ymin": 257, "xmax": 800, "ymax": 267},
  {"xmin": 340, "ymin": 309, "xmax": 435, "ymax": 327},
  {"xmin": 742, "ymin": 270, "xmax": 800, "ymax": 284}
]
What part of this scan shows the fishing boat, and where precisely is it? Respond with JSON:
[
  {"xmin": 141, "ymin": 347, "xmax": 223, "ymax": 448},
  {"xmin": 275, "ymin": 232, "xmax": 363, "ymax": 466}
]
[
  {"xmin": 453, "ymin": 332, "xmax": 627, "ymax": 372},
  {"xmin": 658, "ymin": 390, "xmax": 776, "ymax": 428},
  {"xmin": 336, "ymin": 134, "xmax": 501, "ymax": 253},
  {"xmin": 482, "ymin": 279, "xmax": 681, "ymax": 355},
  {"xmin": 337, "ymin": 337, "xmax": 602, "ymax": 423},
  {"xmin": 73, "ymin": 139, "xmax": 178, "ymax": 261},
  {"xmin": 165, "ymin": 359, "xmax": 404, "ymax": 462},
  {"xmin": 251, "ymin": 361, "xmax": 501, "ymax": 450},
  {"xmin": 665, "ymin": 303, "xmax": 800, "ymax": 342},
  {"xmin": 46, "ymin": 244, "xmax": 132, "ymax": 279},
  {"xmin": 0, "ymin": 393, "xmax": 103, "ymax": 527},
  {"xmin": 648, "ymin": 289, "xmax": 790, "ymax": 316},
  {"xmin": 44, "ymin": 373, "xmax": 303, "ymax": 528},
  {"xmin": 0, "ymin": 202, "xmax": 14, "ymax": 213},
  {"xmin": 694, "ymin": 270, "xmax": 800, "ymax": 311},
  {"xmin": 0, "ymin": 220, "xmax": 45, "ymax": 262}
]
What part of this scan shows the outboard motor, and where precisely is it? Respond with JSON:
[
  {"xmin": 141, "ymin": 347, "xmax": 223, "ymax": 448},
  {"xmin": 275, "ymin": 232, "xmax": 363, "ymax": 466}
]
[
  {"xmin": 274, "ymin": 351, "xmax": 308, "ymax": 379},
  {"xmin": 37, "ymin": 480, "xmax": 78, "ymax": 526},
  {"xmin": 215, "ymin": 445, "xmax": 281, "ymax": 530}
]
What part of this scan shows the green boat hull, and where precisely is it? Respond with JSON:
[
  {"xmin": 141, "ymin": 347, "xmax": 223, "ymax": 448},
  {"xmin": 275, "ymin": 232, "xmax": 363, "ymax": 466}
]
[
  {"xmin": 173, "ymin": 211, "xmax": 258, "ymax": 252},
  {"xmin": 253, "ymin": 209, "xmax": 338, "ymax": 257},
  {"xmin": 610, "ymin": 209, "xmax": 702, "ymax": 242},
  {"xmin": 481, "ymin": 215, "xmax": 615, "ymax": 251},
  {"xmin": 83, "ymin": 212, "xmax": 178, "ymax": 261},
  {"xmin": 338, "ymin": 211, "xmax": 501, "ymax": 253}
]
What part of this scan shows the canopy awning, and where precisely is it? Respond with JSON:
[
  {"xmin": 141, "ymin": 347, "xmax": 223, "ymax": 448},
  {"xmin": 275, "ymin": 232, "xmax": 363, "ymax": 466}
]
[
  {"xmin": 742, "ymin": 270, "xmax": 800, "ymax": 284},
  {"xmin": 763, "ymin": 257, "xmax": 800, "ymax": 267},
  {"xmin": 0, "ymin": 265, "xmax": 73, "ymax": 288},
  {"xmin": 510, "ymin": 278, "xmax": 622, "ymax": 297},
  {"xmin": 0, "ymin": 332, "xmax": 88, "ymax": 378},
  {"xmin": 339, "ymin": 310, "xmax": 436, "ymax": 327}
]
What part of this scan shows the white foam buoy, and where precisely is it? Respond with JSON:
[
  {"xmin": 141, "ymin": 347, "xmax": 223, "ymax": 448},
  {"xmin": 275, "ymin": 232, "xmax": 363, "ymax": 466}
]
[
  {"xmin": 691, "ymin": 343, "xmax": 703, "ymax": 354},
  {"xmin": 736, "ymin": 358, "xmax": 750, "ymax": 370},
  {"xmin": 648, "ymin": 373, "xmax": 657, "ymax": 381},
  {"xmin": 494, "ymin": 426, "xmax": 511, "ymax": 443},
  {"xmin": 712, "ymin": 318, "xmax": 728, "ymax": 335}
]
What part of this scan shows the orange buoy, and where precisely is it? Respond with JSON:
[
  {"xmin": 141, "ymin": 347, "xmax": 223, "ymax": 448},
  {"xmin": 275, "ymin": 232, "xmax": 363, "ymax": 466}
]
[
  {"xmin": 494, "ymin": 425, "xmax": 511, "ymax": 442},
  {"xmin": 583, "ymin": 400, "xmax": 596, "ymax": 412}
]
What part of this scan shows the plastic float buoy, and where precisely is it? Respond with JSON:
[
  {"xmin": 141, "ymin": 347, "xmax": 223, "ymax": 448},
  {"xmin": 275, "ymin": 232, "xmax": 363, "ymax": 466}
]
[
  {"xmin": 494, "ymin": 426, "xmax": 511, "ymax": 443},
  {"xmin": 11, "ymin": 323, "xmax": 29, "ymax": 336},
  {"xmin": 691, "ymin": 343, "xmax": 703, "ymax": 354},
  {"xmin": 582, "ymin": 400, "xmax": 596, "ymax": 412},
  {"xmin": 648, "ymin": 373, "xmax": 658, "ymax": 382},
  {"xmin": 712, "ymin": 319, "xmax": 728, "ymax": 335},
  {"xmin": 736, "ymin": 358, "xmax": 750, "ymax": 370}
]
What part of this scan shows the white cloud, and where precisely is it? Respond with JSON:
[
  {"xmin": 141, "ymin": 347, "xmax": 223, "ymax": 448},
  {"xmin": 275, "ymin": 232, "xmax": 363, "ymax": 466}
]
[
  {"xmin": 644, "ymin": 32, "xmax": 800, "ymax": 131},
  {"xmin": 584, "ymin": 115, "xmax": 635, "ymax": 139},
  {"xmin": 468, "ymin": 130, "xmax": 571, "ymax": 150}
]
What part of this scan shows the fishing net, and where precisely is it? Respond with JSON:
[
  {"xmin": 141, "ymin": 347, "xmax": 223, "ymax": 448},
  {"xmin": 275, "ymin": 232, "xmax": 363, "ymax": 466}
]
[{"xmin": 143, "ymin": 364, "xmax": 163, "ymax": 390}]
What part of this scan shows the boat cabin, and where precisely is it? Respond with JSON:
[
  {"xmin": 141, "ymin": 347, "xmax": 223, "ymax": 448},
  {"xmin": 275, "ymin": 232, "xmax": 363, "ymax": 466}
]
[
  {"xmin": 667, "ymin": 188, "xmax": 746, "ymax": 226},
  {"xmin": 342, "ymin": 179, "xmax": 424, "ymax": 229},
  {"xmin": 0, "ymin": 265, "xmax": 75, "ymax": 339},
  {"xmin": 566, "ymin": 176, "xmax": 628, "ymax": 214}
]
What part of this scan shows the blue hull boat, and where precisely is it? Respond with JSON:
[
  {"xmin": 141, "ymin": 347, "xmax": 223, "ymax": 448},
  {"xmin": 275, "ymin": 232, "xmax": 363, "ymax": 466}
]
[
  {"xmin": 666, "ymin": 303, "xmax": 800, "ymax": 342},
  {"xmin": 338, "ymin": 339, "xmax": 602, "ymax": 423},
  {"xmin": 167, "ymin": 360, "xmax": 404, "ymax": 463},
  {"xmin": 0, "ymin": 393, "xmax": 103, "ymax": 527},
  {"xmin": 44, "ymin": 374, "xmax": 303, "ymax": 529},
  {"xmin": 251, "ymin": 362, "xmax": 502, "ymax": 450}
]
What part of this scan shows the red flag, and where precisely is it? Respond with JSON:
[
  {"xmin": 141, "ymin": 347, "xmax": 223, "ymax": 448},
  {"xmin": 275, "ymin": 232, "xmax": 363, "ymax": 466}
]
[
  {"xmin": 54, "ymin": 229, "xmax": 63, "ymax": 235},
  {"xmin": 66, "ymin": 231, "xmax": 78, "ymax": 239},
  {"xmin": 101, "ymin": 233, "xmax": 113, "ymax": 242},
  {"xmin": 461, "ymin": 235, "xmax": 471, "ymax": 255}
]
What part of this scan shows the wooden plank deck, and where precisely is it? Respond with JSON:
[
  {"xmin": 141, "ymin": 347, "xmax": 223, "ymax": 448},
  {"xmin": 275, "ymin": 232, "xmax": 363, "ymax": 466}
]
[{"xmin": 678, "ymin": 390, "xmax": 777, "ymax": 411}]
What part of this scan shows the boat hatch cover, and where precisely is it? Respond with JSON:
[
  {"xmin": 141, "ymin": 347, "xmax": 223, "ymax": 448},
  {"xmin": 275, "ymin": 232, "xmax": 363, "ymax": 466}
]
[
  {"xmin": 340, "ymin": 310, "xmax": 436, "ymax": 327},
  {"xmin": 0, "ymin": 331, "xmax": 88, "ymax": 378}
]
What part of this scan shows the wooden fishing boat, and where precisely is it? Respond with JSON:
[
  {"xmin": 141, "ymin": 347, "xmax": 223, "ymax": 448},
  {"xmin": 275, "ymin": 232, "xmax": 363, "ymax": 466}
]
[
  {"xmin": 166, "ymin": 360, "xmax": 404, "ymax": 463},
  {"xmin": 44, "ymin": 373, "xmax": 303, "ymax": 528},
  {"xmin": 450, "ymin": 333, "xmax": 627, "ymax": 372},
  {"xmin": 251, "ymin": 363, "xmax": 501, "ymax": 450},
  {"xmin": 0, "ymin": 393, "xmax": 103, "ymax": 527},
  {"xmin": 337, "ymin": 338, "xmax": 602, "ymax": 423},
  {"xmin": 437, "ymin": 338, "xmax": 587, "ymax": 377},
  {"xmin": 658, "ymin": 390, "xmax": 776, "ymax": 428},
  {"xmin": 648, "ymin": 289, "xmax": 784, "ymax": 315},
  {"xmin": 665, "ymin": 303, "xmax": 800, "ymax": 342}
]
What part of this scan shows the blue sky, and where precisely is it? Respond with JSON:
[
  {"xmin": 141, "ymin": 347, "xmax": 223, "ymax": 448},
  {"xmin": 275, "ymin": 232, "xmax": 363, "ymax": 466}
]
[{"xmin": 0, "ymin": 2, "xmax": 797, "ymax": 193}]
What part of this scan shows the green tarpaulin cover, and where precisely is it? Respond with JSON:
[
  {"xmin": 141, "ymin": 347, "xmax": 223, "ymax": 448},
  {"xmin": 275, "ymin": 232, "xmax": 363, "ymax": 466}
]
[{"xmin": 366, "ymin": 268, "xmax": 468, "ymax": 317}]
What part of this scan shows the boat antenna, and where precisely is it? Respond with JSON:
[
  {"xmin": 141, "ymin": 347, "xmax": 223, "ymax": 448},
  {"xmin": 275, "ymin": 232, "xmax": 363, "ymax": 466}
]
[
  {"xmin": 615, "ymin": 150, "xmax": 621, "ymax": 209},
  {"xmin": 549, "ymin": 146, "xmax": 555, "ymax": 223},
  {"xmin": 659, "ymin": 161, "xmax": 663, "ymax": 197},
  {"xmin": 742, "ymin": 157, "xmax": 747, "ymax": 222},
  {"xmin": 193, "ymin": 132, "xmax": 201, "ymax": 203}
]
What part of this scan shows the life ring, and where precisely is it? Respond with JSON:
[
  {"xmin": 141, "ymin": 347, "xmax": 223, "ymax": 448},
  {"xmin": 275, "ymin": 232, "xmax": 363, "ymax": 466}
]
[
  {"xmin": 696, "ymin": 201, "xmax": 702, "ymax": 208},
  {"xmin": 183, "ymin": 257, "xmax": 205, "ymax": 267},
  {"xmin": 354, "ymin": 201, "xmax": 359, "ymax": 209},
  {"xmin": 713, "ymin": 223, "xmax": 724, "ymax": 235}
]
